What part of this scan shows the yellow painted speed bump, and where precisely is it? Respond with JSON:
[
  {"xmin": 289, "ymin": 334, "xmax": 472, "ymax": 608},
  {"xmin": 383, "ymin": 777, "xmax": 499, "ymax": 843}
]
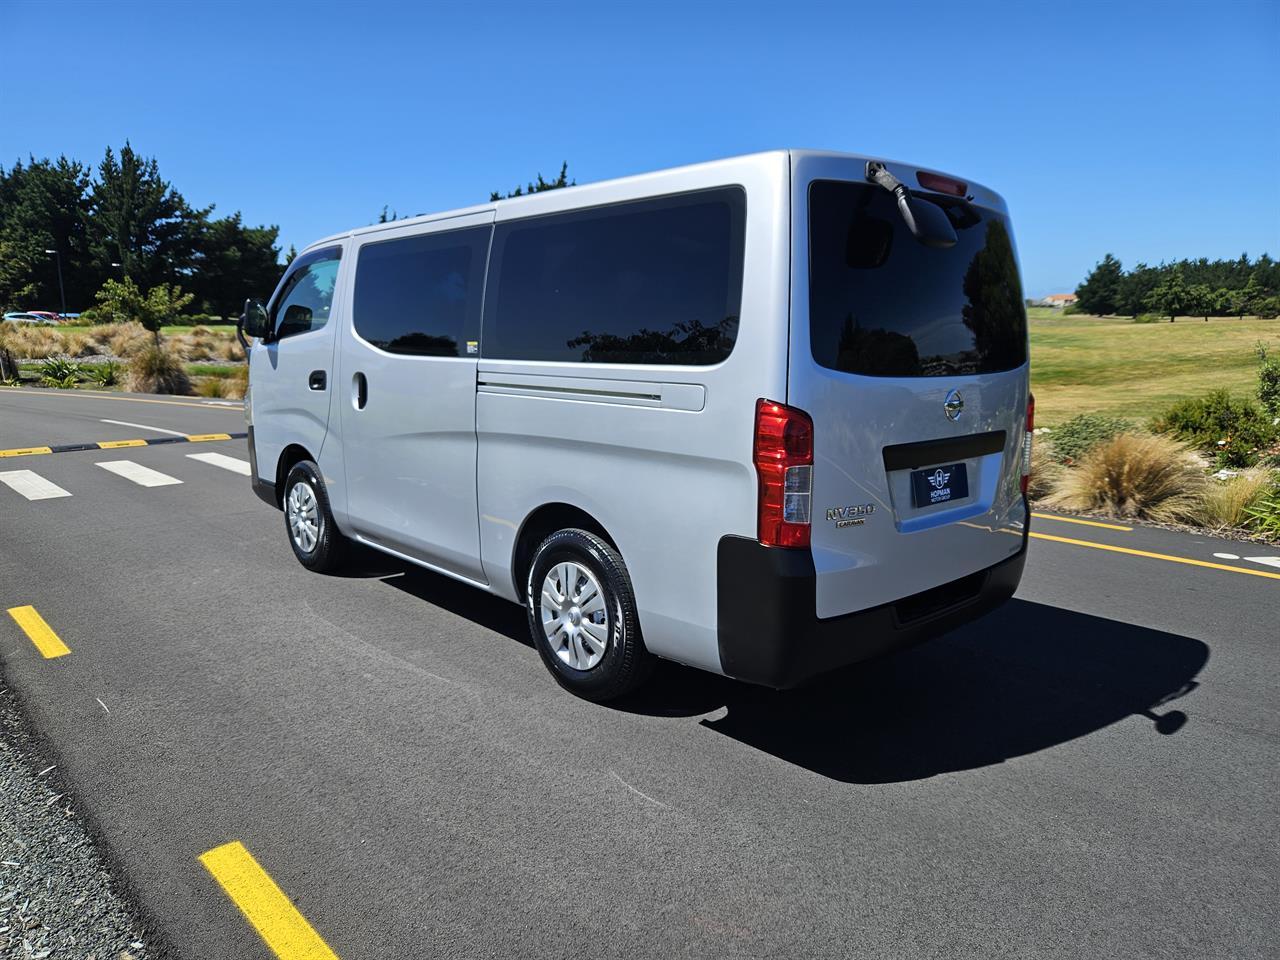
[
  {"xmin": 0, "ymin": 446, "xmax": 53, "ymax": 458},
  {"xmin": 97, "ymin": 439, "xmax": 148, "ymax": 449},
  {"xmin": 186, "ymin": 433, "xmax": 233, "ymax": 442},
  {"xmin": 6, "ymin": 606, "xmax": 71, "ymax": 658},
  {"xmin": 200, "ymin": 841, "xmax": 340, "ymax": 960}
]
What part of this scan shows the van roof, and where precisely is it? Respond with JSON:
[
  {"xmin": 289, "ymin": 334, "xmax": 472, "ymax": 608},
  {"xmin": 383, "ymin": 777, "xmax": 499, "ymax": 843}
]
[{"xmin": 301, "ymin": 149, "xmax": 1006, "ymax": 253}]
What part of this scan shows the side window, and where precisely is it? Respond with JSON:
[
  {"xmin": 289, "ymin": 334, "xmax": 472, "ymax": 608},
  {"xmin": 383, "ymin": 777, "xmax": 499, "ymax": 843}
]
[
  {"xmin": 352, "ymin": 226, "xmax": 490, "ymax": 357},
  {"xmin": 483, "ymin": 187, "xmax": 746, "ymax": 365},
  {"xmin": 271, "ymin": 248, "xmax": 341, "ymax": 340}
]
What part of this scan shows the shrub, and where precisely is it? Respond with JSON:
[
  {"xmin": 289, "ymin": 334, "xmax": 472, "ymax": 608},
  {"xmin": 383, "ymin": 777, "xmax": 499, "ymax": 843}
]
[
  {"xmin": 93, "ymin": 276, "xmax": 194, "ymax": 334},
  {"xmin": 125, "ymin": 342, "xmax": 192, "ymax": 395},
  {"xmin": 1152, "ymin": 388, "xmax": 1277, "ymax": 468},
  {"xmin": 1046, "ymin": 432, "xmax": 1205, "ymax": 522},
  {"xmin": 90, "ymin": 360, "xmax": 120, "ymax": 387},
  {"xmin": 1133, "ymin": 313, "xmax": 1163, "ymax": 324},
  {"xmin": 1244, "ymin": 493, "xmax": 1280, "ymax": 539},
  {"xmin": 1198, "ymin": 470, "xmax": 1275, "ymax": 529},
  {"xmin": 38, "ymin": 356, "xmax": 82, "ymax": 389},
  {"xmin": 1062, "ymin": 303, "xmax": 1082, "ymax": 315},
  {"xmin": 1258, "ymin": 342, "xmax": 1280, "ymax": 416},
  {"xmin": 1049, "ymin": 413, "xmax": 1134, "ymax": 464}
]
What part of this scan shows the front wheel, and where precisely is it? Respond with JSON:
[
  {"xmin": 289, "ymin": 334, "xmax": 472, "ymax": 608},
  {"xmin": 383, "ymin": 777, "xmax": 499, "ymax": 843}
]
[
  {"xmin": 283, "ymin": 460, "xmax": 347, "ymax": 573},
  {"xmin": 526, "ymin": 528, "xmax": 653, "ymax": 702}
]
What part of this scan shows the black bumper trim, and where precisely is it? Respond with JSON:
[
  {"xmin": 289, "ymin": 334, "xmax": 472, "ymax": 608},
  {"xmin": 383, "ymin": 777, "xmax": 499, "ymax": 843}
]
[{"xmin": 717, "ymin": 526, "xmax": 1027, "ymax": 689}]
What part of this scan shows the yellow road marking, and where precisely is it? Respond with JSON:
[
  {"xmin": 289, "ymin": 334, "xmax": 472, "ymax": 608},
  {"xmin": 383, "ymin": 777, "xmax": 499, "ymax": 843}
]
[
  {"xmin": 0, "ymin": 388, "xmax": 238, "ymax": 411},
  {"xmin": 185, "ymin": 433, "xmax": 233, "ymax": 442},
  {"xmin": 97, "ymin": 439, "xmax": 148, "ymax": 449},
  {"xmin": 199, "ymin": 841, "xmax": 340, "ymax": 960},
  {"xmin": 1030, "ymin": 531, "xmax": 1280, "ymax": 581},
  {"xmin": 6, "ymin": 606, "xmax": 71, "ymax": 658},
  {"xmin": 0, "ymin": 446, "xmax": 53, "ymax": 458},
  {"xmin": 1031, "ymin": 512, "xmax": 1133, "ymax": 532}
]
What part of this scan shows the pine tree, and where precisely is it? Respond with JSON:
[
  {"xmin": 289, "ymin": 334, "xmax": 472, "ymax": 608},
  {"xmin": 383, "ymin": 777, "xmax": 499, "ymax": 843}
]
[{"xmin": 1074, "ymin": 253, "xmax": 1123, "ymax": 316}]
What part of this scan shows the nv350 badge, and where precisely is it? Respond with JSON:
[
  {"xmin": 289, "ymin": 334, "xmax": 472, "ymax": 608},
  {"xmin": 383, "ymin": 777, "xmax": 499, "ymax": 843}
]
[{"xmin": 827, "ymin": 503, "xmax": 876, "ymax": 528}]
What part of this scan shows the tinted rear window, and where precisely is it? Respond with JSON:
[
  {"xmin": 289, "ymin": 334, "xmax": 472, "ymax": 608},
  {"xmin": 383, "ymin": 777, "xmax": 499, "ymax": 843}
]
[
  {"xmin": 483, "ymin": 187, "xmax": 746, "ymax": 364},
  {"xmin": 353, "ymin": 226, "xmax": 490, "ymax": 357},
  {"xmin": 808, "ymin": 180, "xmax": 1027, "ymax": 377}
]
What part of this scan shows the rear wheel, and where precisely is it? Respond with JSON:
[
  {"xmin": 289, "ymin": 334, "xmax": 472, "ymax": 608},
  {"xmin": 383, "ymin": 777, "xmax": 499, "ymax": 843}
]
[
  {"xmin": 283, "ymin": 460, "xmax": 346, "ymax": 573},
  {"xmin": 526, "ymin": 528, "xmax": 652, "ymax": 702}
]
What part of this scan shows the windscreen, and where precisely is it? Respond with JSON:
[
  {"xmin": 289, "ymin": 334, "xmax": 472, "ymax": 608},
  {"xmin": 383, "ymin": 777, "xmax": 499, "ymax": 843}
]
[{"xmin": 808, "ymin": 180, "xmax": 1027, "ymax": 377}]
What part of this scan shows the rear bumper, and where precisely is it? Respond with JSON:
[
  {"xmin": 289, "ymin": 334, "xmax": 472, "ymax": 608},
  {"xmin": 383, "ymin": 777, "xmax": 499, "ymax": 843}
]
[
  {"xmin": 247, "ymin": 426, "xmax": 277, "ymax": 508},
  {"xmin": 716, "ymin": 523, "xmax": 1027, "ymax": 689}
]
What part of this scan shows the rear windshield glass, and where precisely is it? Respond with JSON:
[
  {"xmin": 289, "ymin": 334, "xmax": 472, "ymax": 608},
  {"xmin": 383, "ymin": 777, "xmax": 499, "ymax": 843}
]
[{"xmin": 808, "ymin": 180, "xmax": 1027, "ymax": 378}]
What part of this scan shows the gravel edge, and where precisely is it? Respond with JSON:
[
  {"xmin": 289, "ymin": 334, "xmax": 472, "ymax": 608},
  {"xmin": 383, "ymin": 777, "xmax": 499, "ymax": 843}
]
[{"xmin": 0, "ymin": 682, "xmax": 162, "ymax": 960}]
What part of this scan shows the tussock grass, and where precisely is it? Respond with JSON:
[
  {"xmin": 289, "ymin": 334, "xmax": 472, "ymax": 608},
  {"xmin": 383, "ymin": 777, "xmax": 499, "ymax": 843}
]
[
  {"xmin": 1045, "ymin": 432, "xmax": 1206, "ymax": 522},
  {"xmin": 1199, "ymin": 470, "xmax": 1275, "ymax": 530},
  {"xmin": 1026, "ymin": 437, "xmax": 1062, "ymax": 500},
  {"xmin": 125, "ymin": 342, "xmax": 192, "ymax": 395}
]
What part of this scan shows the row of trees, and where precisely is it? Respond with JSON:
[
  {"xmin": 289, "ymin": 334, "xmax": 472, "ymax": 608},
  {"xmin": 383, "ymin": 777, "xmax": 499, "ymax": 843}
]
[
  {"xmin": 0, "ymin": 143, "xmax": 285, "ymax": 317},
  {"xmin": 1075, "ymin": 253, "xmax": 1279, "ymax": 320}
]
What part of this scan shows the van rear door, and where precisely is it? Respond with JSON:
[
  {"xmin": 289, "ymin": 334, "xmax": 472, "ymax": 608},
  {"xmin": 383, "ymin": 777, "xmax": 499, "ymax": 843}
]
[{"xmin": 788, "ymin": 155, "xmax": 1030, "ymax": 620}]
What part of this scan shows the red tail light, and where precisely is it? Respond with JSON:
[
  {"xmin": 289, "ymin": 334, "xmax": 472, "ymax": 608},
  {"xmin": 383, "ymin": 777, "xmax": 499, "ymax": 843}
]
[
  {"xmin": 1021, "ymin": 394, "xmax": 1035, "ymax": 495},
  {"xmin": 754, "ymin": 399, "xmax": 814, "ymax": 548}
]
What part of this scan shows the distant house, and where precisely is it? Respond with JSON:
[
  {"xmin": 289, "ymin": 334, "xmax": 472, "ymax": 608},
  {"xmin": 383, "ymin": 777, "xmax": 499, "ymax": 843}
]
[{"xmin": 1039, "ymin": 293, "xmax": 1078, "ymax": 309}]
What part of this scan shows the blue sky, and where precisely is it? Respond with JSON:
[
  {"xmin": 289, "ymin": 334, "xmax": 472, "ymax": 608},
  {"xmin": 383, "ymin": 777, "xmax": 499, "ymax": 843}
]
[{"xmin": 3, "ymin": 0, "xmax": 1277, "ymax": 297}]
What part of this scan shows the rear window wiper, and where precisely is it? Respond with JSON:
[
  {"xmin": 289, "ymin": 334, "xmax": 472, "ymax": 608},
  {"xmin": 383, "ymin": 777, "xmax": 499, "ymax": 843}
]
[{"xmin": 865, "ymin": 161, "xmax": 957, "ymax": 249}]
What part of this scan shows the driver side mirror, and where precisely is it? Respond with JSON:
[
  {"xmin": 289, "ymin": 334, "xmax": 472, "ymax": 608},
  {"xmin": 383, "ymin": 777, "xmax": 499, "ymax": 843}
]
[{"xmin": 241, "ymin": 299, "xmax": 271, "ymax": 341}]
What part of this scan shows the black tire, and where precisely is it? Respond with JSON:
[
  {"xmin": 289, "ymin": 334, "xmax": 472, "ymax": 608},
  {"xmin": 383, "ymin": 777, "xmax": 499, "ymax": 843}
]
[
  {"xmin": 282, "ymin": 460, "xmax": 347, "ymax": 573},
  {"xmin": 526, "ymin": 528, "xmax": 653, "ymax": 702}
]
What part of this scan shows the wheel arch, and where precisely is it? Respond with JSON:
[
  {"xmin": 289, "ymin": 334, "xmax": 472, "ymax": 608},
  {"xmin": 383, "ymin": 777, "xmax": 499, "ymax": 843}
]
[
  {"xmin": 274, "ymin": 443, "xmax": 316, "ymax": 507},
  {"xmin": 511, "ymin": 502, "xmax": 619, "ymax": 605}
]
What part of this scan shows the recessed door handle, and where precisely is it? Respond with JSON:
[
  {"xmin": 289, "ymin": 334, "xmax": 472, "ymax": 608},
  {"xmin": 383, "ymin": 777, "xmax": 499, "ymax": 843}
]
[{"xmin": 308, "ymin": 370, "xmax": 326, "ymax": 391}]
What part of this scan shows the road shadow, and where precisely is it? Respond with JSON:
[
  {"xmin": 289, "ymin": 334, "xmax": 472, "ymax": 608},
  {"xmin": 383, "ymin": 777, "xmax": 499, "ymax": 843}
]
[
  {"xmin": 625, "ymin": 598, "xmax": 1208, "ymax": 783},
  {"xmin": 370, "ymin": 553, "xmax": 532, "ymax": 648},
  {"xmin": 363, "ymin": 554, "xmax": 1209, "ymax": 784}
]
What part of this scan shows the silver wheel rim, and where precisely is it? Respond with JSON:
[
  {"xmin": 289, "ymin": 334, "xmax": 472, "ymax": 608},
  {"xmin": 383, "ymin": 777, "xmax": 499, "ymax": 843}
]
[
  {"xmin": 287, "ymin": 480, "xmax": 321, "ymax": 554},
  {"xmin": 539, "ymin": 561, "xmax": 608, "ymax": 671}
]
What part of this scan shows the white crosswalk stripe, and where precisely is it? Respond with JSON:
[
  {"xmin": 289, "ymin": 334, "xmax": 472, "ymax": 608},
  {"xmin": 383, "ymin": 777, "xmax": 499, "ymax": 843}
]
[
  {"xmin": 0, "ymin": 469, "xmax": 72, "ymax": 501},
  {"xmin": 186, "ymin": 452, "xmax": 251, "ymax": 476},
  {"xmin": 95, "ymin": 460, "xmax": 183, "ymax": 488}
]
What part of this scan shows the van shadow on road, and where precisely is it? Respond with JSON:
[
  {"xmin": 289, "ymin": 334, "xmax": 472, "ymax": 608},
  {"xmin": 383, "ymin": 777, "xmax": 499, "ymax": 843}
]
[
  {"xmin": 370, "ymin": 553, "xmax": 1208, "ymax": 785},
  {"xmin": 638, "ymin": 598, "xmax": 1208, "ymax": 784}
]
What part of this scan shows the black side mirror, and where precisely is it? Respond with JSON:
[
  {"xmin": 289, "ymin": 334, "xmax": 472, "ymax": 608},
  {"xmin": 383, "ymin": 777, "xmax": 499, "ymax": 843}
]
[{"xmin": 241, "ymin": 299, "xmax": 271, "ymax": 340}]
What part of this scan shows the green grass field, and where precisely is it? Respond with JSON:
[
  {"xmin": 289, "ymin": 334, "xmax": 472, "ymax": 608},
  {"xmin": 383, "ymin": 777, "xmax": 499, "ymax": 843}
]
[{"xmin": 1029, "ymin": 308, "xmax": 1279, "ymax": 425}]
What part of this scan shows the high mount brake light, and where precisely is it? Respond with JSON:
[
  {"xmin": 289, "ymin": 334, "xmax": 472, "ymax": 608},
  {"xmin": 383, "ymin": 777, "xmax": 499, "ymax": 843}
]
[
  {"xmin": 916, "ymin": 171, "xmax": 968, "ymax": 197},
  {"xmin": 754, "ymin": 399, "xmax": 814, "ymax": 548},
  {"xmin": 1021, "ymin": 394, "xmax": 1035, "ymax": 495}
]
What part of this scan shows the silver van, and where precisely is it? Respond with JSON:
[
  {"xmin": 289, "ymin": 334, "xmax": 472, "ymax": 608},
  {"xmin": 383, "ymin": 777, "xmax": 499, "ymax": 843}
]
[{"xmin": 240, "ymin": 150, "xmax": 1032, "ymax": 701}]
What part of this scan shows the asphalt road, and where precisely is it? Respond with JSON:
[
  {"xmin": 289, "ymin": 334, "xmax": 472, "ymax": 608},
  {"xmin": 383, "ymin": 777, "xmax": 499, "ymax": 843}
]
[{"xmin": 1, "ymin": 386, "xmax": 1276, "ymax": 959}]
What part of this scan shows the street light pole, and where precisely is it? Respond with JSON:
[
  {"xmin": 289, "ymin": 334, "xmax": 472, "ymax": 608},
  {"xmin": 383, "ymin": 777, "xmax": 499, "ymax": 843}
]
[{"xmin": 43, "ymin": 249, "xmax": 67, "ymax": 320}]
